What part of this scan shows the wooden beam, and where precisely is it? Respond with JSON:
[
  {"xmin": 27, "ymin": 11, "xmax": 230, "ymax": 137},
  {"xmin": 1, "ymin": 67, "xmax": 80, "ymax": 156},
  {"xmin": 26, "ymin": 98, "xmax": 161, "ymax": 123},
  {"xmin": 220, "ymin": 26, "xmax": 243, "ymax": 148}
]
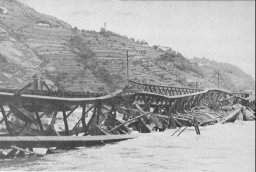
[
  {"xmin": 5, "ymin": 149, "xmax": 17, "ymax": 158},
  {"xmin": 8, "ymin": 103, "xmax": 35, "ymax": 123},
  {"xmin": 0, "ymin": 110, "xmax": 12, "ymax": 125},
  {"xmin": 71, "ymin": 105, "xmax": 94, "ymax": 133},
  {"xmin": 32, "ymin": 102, "xmax": 44, "ymax": 132},
  {"xmin": 0, "ymin": 135, "xmax": 137, "ymax": 149},
  {"xmin": 13, "ymin": 82, "xmax": 32, "ymax": 98},
  {"xmin": 9, "ymin": 123, "xmax": 44, "ymax": 136},
  {"xmin": 171, "ymin": 127, "xmax": 182, "ymax": 136},
  {"xmin": 87, "ymin": 104, "xmax": 98, "ymax": 128},
  {"xmin": 39, "ymin": 110, "xmax": 51, "ymax": 118},
  {"xmin": 110, "ymin": 112, "xmax": 151, "ymax": 132},
  {"xmin": 35, "ymin": 110, "xmax": 44, "ymax": 132},
  {"xmin": 177, "ymin": 126, "xmax": 188, "ymax": 136},
  {"xmin": 50, "ymin": 111, "xmax": 58, "ymax": 127},
  {"xmin": 62, "ymin": 107, "xmax": 69, "ymax": 136},
  {"xmin": 81, "ymin": 105, "xmax": 86, "ymax": 129},
  {"xmin": 166, "ymin": 107, "xmax": 176, "ymax": 129},
  {"xmin": 96, "ymin": 102, "xmax": 103, "ymax": 125},
  {"xmin": 19, "ymin": 122, "xmax": 32, "ymax": 136},
  {"xmin": 0, "ymin": 105, "xmax": 13, "ymax": 135},
  {"xmin": 66, "ymin": 105, "xmax": 79, "ymax": 118},
  {"xmin": 42, "ymin": 81, "xmax": 50, "ymax": 91},
  {"xmin": 11, "ymin": 145, "xmax": 43, "ymax": 157}
]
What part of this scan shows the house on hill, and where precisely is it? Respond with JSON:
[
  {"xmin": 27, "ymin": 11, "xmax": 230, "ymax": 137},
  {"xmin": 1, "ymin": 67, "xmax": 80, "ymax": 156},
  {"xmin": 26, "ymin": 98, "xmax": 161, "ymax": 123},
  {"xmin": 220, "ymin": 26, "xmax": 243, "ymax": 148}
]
[
  {"xmin": 36, "ymin": 20, "xmax": 51, "ymax": 27},
  {"xmin": 0, "ymin": 7, "xmax": 8, "ymax": 14},
  {"xmin": 157, "ymin": 45, "xmax": 172, "ymax": 52},
  {"xmin": 0, "ymin": 27, "xmax": 8, "ymax": 36}
]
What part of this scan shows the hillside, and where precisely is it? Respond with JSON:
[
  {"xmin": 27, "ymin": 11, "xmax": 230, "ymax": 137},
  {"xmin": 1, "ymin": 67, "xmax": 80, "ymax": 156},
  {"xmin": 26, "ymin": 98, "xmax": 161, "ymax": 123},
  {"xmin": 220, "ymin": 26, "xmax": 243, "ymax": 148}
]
[
  {"xmin": 191, "ymin": 57, "xmax": 255, "ymax": 91},
  {"xmin": 0, "ymin": 0, "xmax": 254, "ymax": 93}
]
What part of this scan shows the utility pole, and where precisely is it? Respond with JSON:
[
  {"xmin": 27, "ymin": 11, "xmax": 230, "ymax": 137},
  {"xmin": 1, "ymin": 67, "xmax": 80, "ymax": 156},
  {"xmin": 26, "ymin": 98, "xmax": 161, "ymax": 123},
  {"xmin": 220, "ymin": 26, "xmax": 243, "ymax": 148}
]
[
  {"xmin": 104, "ymin": 22, "xmax": 107, "ymax": 30},
  {"xmin": 126, "ymin": 50, "xmax": 129, "ymax": 87},
  {"xmin": 125, "ymin": 49, "xmax": 140, "ymax": 88},
  {"xmin": 217, "ymin": 69, "xmax": 220, "ymax": 89}
]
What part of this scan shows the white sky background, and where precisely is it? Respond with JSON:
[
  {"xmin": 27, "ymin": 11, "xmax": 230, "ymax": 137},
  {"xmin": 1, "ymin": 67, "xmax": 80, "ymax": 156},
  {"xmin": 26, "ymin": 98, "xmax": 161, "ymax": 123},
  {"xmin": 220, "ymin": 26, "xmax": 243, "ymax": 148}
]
[{"xmin": 21, "ymin": 0, "xmax": 255, "ymax": 79}]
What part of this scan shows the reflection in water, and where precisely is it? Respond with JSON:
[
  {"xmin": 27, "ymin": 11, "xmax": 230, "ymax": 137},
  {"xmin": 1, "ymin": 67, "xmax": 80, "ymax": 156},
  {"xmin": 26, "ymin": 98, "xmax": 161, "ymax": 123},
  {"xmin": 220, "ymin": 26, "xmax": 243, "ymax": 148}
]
[{"xmin": 0, "ymin": 121, "xmax": 255, "ymax": 172}]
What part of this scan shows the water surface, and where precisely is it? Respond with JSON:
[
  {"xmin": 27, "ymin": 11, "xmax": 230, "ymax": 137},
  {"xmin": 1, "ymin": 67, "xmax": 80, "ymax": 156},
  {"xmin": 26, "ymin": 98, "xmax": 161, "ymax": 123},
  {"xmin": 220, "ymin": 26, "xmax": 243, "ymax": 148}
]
[{"xmin": 0, "ymin": 121, "xmax": 254, "ymax": 171}]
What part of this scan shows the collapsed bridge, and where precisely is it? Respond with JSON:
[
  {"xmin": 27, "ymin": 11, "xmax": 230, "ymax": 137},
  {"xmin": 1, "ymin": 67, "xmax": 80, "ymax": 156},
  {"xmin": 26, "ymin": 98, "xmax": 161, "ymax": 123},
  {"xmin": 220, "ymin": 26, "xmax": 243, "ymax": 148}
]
[{"xmin": 0, "ymin": 80, "xmax": 254, "ymax": 154}]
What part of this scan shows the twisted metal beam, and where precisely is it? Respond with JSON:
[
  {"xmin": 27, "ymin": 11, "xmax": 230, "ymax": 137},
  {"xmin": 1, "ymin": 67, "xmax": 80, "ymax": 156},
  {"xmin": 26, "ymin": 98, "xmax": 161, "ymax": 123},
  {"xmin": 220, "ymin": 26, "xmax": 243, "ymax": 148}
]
[
  {"xmin": 128, "ymin": 88, "xmax": 249, "ymax": 111},
  {"xmin": 129, "ymin": 80, "xmax": 203, "ymax": 96}
]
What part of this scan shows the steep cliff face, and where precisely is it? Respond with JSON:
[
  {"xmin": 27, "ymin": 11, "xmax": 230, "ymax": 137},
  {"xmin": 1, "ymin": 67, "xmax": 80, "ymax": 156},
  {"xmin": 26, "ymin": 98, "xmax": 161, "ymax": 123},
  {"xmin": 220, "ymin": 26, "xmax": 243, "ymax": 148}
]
[{"xmin": 0, "ymin": 0, "xmax": 254, "ymax": 92}]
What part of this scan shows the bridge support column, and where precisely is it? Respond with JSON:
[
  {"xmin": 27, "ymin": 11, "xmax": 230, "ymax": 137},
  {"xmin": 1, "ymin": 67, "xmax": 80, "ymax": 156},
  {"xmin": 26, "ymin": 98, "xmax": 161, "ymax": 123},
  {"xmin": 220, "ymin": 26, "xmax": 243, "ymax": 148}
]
[
  {"xmin": 81, "ymin": 104, "xmax": 87, "ymax": 133},
  {"xmin": 33, "ymin": 103, "xmax": 44, "ymax": 132},
  {"xmin": 62, "ymin": 106, "xmax": 69, "ymax": 136},
  {"xmin": 168, "ymin": 114, "xmax": 177, "ymax": 129},
  {"xmin": 0, "ymin": 105, "xmax": 13, "ymax": 135}
]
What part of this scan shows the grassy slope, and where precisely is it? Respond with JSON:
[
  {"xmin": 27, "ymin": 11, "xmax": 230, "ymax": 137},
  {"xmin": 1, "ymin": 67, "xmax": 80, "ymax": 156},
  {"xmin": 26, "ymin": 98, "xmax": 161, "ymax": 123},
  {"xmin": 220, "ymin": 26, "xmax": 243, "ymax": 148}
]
[{"xmin": 0, "ymin": 0, "xmax": 254, "ymax": 92}]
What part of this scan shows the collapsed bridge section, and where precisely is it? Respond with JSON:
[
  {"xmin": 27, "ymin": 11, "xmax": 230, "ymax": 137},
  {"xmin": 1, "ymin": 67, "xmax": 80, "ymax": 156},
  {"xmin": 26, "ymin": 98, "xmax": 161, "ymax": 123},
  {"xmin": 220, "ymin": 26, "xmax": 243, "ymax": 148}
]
[
  {"xmin": 0, "ymin": 80, "xmax": 254, "ymax": 157},
  {"xmin": 129, "ymin": 80, "xmax": 203, "ymax": 96}
]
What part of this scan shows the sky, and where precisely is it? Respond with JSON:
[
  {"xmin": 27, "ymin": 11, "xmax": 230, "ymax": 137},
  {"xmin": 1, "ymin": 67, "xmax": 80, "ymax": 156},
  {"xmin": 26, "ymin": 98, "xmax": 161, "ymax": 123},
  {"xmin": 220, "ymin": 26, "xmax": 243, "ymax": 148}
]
[{"xmin": 21, "ymin": 0, "xmax": 255, "ymax": 79}]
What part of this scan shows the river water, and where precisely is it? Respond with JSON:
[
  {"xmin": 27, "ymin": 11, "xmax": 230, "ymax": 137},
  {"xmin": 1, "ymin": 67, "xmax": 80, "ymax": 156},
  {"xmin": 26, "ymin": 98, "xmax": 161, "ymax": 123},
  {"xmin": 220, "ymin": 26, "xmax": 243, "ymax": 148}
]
[{"xmin": 0, "ymin": 121, "xmax": 254, "ymax": 171}]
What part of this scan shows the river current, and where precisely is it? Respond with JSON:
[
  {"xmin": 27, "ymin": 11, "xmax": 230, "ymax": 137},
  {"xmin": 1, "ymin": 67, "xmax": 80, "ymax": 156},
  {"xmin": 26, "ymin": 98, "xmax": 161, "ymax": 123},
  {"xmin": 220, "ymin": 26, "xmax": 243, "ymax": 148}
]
[{"xmin": 0, "ymin": 121, "xmax": 254, "ymax": 171}]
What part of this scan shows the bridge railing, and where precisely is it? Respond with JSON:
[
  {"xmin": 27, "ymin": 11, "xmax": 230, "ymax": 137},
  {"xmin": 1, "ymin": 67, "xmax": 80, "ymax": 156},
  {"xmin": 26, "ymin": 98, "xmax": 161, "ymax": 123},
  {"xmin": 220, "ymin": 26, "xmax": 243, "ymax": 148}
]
[
  {"xmin": 231, "ymin": 92, "xmax": 250, "ymax": 98},
  {"xmin": 129, "ymin": 80, "xmax": 203, "ymax": 96}
]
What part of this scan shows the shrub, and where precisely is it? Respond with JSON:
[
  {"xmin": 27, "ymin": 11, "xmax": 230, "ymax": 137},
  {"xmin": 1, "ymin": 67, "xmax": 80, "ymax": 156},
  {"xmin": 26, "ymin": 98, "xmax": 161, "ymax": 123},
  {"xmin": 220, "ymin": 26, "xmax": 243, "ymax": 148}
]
[
  {"xmin": 100, "ymin": 27, "xmax": 106, "ymax": 35},
  {"xmin": 159, "ymin": 51, "xmax": 204, "ymax": 76},
  {"xmin": 99, "ymin": 28, "xmax": 128, "ymax": 39},
  {"xmin": 0, "ymin": 54, "xmax": 7, "ymax": 63},
  {"xmin": 130, "ymin": 37, "xmax": 135, "ymax": 42},
  {"xmin": 69, "ymin": 36, "xmax": 95, "ymax": 59},
  {"xmin": 152, "ymin": 45, "xmax": 158, "ymax": 50}
]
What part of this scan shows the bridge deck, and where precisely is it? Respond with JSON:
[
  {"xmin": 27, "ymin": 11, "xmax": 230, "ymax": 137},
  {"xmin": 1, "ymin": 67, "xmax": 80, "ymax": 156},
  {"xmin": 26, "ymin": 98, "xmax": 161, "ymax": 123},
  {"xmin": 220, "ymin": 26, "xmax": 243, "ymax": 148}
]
[
  {"xmin": 0, "ymin": 135, "xmax": 137, "ymax": 149},
  {"xmin": 0, "ymin": 89, "xmax": 248, "ymax": 106},
  {"xmin": 0, "ymin": 90, "xmax": 123, "ymax": 105}
]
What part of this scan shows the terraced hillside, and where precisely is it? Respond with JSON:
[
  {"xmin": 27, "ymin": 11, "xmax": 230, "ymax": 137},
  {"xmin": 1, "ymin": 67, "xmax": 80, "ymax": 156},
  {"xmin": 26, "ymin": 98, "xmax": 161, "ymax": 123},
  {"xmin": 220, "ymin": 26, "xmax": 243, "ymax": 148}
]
[
  {"xmin": 0, "ymin": 0, "xmax": 110, "ymax": 92},
  {"xmin": 0, "ymin": 0, "xmax": 254, "ymax": 93}
]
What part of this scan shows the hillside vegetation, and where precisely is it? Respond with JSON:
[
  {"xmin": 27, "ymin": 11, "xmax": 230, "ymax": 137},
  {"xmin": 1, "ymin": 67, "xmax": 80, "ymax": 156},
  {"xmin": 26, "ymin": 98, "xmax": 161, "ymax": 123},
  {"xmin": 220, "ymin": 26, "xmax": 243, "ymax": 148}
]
[
  {"xmin": 191, "ymin": 57, "xmax": 255, "ymax": 91},
  {"xmin": 0, "ymin": 0, "xmax": 254, "ymax": 92}
]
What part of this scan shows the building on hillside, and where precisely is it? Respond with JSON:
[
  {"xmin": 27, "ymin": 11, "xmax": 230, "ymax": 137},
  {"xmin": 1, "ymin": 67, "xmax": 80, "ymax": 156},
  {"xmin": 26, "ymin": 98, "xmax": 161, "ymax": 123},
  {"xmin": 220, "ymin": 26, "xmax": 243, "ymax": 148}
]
[
  {"xmin": 0, "ymin": 27, "xmax": 8, "ymax": 36},
  {"xmin": 135, "ymin": 49, "xmax": 146, "ymax": 54},
  {"xmin": 157, "ymin": 45, "xmax": 171, "ymax": 52},
  {"xmin": 0, "ymin": 7, "xmax": 8, "ymax": 14},
  {"xmin": 104, "ymin": 22, "xmax": 107, "ymax": 30},
  {"xmin": 37, "ymin": 20, "xmax": 51, "ymax": 27}
]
